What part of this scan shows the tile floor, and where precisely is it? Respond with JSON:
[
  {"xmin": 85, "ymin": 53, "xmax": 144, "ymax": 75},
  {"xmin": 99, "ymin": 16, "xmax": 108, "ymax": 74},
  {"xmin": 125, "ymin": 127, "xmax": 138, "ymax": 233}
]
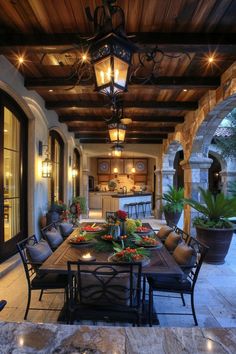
[{"xmin": 0, "ymin": 216, "xmax": 236, "ymax": 328}]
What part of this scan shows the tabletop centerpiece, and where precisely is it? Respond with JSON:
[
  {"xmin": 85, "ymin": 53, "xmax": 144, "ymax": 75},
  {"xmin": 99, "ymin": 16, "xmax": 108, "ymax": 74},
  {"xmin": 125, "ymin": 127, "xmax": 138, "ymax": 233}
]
[
  {"xmin": 133, "ymin": 235, "xmax": 162, "ymax": 249},
  {"xmin": 108, "ymin": 243, "xmax": 150, "ymax": 266}
]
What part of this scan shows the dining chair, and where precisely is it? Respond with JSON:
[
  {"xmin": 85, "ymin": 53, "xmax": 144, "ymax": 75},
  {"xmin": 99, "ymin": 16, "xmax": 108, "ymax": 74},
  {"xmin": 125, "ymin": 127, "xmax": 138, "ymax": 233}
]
[
  {"xmin": 17, "ymin": 235, "xmax": 68, "ymax": 320},
  {"xmin": 66, "ymin": 261, "xmax": 142, "ymax": 326},
  {"xmin": 146, "ymin": 236, "xmax": 208, "ymax": 326}
]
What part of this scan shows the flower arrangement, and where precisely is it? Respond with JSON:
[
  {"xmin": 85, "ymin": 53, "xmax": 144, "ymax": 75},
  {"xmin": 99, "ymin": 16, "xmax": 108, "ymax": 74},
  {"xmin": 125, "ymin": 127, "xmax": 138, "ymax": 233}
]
[{"xmin": 116, "ymin": 209, "xmax": 128, "ymax": 221}]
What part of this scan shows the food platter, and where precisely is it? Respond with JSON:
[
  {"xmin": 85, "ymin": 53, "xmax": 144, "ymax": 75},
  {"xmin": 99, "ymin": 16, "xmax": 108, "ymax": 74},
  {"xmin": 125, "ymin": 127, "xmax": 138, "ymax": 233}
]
[
  {"xmin": 81, "ymin": 225, "xmax": 103, "ymax": 233},
  {"xmin": 68, "ymin": 236, "xmax": 92, "ymax": 246},
  {"xmin": 135, "ymin": 226, "xmax": 152, "ymax": 236},
  {"xmin": 108, "ymin": 254, "xmax": 150, "ymax": 267},
  {"xmin": 134, "ymin": 241, "xmax": 162, "ymax": 249}
]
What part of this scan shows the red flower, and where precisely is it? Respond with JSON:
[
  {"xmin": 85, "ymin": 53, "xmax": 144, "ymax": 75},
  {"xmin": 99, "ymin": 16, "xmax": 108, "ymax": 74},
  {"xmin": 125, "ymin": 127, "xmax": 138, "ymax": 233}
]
[{"xmin": 116, "ymin": 210, "xmax": 127, "ymax": 221}]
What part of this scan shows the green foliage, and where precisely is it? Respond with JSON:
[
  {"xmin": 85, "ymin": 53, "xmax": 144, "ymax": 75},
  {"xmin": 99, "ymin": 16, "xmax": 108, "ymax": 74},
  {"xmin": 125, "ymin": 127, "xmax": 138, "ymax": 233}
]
[
  {"xmin": 186, "ymin": 188, "xmax": 236, "ymax": 229},
  {"xmin": 125, "ymin": 218, "xmax": 137, "ymax": 235},
  {"xmin": 215, "ymin": 111, "xmax": 236, "ymax": 159},
  {"xmin": 157, "ymin": 185, "xmax": 185, "ymax": 213},
  {"xmin": 135, "ymin": 219, "xmax": 142, "ymax": 227},
  {"xmin": 72, "ymin": 196, "xmax": 87, "ymax": 214}
]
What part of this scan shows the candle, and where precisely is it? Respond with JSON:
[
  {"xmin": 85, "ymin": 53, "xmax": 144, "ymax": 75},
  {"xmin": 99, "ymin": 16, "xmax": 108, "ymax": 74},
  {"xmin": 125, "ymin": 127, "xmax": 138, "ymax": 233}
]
[{"xmin": 81, "ymin": 252, "xmax": 95, "ymax": 261}]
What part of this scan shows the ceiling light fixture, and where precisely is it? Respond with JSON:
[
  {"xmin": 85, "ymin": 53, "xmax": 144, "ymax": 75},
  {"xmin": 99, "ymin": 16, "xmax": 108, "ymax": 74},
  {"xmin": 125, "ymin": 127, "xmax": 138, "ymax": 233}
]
[{"xmin": 111, "ymin": 144, "xmax": 123, "ymax": 157}]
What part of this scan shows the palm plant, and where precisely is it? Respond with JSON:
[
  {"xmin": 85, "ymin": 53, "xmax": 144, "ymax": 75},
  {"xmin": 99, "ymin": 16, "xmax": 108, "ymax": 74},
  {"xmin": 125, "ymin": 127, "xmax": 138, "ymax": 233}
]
[
  {"xmin": 186, "ymin": 188, "xmax": 236, "ymax": 229},
  {"xmin": 157, "ymin": 185, "xmax": 185, "ymax": 213}
]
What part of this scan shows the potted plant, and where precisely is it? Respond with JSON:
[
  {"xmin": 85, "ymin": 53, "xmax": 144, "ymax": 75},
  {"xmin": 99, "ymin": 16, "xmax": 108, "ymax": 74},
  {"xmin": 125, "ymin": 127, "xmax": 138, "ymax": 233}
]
[
  {"xmin": 186, "ymin": 188, "xmax": 236, "ymax": 264},
  {"xmin": 157, "ymin": 185, "xmax": 184, "ymax": 226},
  {"xmin": 108, "ymin": 179, "xmax": 117, "ymax": 191}
]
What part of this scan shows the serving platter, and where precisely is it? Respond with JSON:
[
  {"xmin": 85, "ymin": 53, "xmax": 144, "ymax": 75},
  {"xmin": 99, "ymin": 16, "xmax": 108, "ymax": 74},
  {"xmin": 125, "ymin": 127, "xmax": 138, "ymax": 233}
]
[{"xmin": 108, "ymin": 254, "xmax": 150, "ymax": 267}]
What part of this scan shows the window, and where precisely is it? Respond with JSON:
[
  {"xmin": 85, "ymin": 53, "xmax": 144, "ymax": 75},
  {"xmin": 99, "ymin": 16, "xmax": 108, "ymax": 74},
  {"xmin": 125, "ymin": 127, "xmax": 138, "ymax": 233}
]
[
  {"xmin": 72, "ymin": 148, "xmax": 80, "ymax": 198},
  {"xmin": 0, "ymin": 90, "xmax": 28, "ymax": 261},
  {"xmin": 49, "ymin": 130, "xmax": 64, "ymax": 203}
]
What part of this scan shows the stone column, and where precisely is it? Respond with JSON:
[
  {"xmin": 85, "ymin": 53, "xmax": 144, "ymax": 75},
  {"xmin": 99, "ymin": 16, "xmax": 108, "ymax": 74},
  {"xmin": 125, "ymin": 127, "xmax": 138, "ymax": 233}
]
[
  {"xmin": 220, "ymin": 170, "xmax": 236, "ymax": 195},
  {"xmin": 154, "ymin": 167, "xmax": 176, "ymax": 219},
  {"xmin": 181, "ymin": 155, "xmax": 213, "ymax": 234},
  {"xmin": 81, "ymin": 153, "xmax": 89, "ymax": 217}
]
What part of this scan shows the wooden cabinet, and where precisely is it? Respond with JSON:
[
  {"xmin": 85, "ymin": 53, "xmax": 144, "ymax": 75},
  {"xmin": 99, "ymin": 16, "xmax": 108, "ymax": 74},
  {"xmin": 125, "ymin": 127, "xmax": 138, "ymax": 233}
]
[
  {"xmin": 133, "ymin": 174, "xmax": 148, "ymax": 184},
  {"xmin": 111, "ymin": 159, "xmax": 124, "ymax": 174},
  {"xmin": 98, "ymin": 174, "xmax": 110, "ymax": 183}
]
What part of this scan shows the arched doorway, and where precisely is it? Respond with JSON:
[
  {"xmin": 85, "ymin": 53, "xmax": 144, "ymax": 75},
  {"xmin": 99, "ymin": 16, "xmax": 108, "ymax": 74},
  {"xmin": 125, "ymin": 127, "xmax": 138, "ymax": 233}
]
[
  {"xmin": 174, "ymin": 150, "xmax": 184, "ymax": 190},
  {"xmin": 0, "ymin": 90, "xmax": 28, "ymax": 261},
  {"xmin": 208, "ymin": 153, "xmax": 222, "ymax": 195}
]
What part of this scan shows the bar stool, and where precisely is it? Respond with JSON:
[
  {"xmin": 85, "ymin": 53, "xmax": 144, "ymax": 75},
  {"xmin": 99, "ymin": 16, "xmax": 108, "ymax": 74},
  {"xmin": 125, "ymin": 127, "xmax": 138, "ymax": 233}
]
[
  {"xmin": 127, "ymin": 202, "xmax": 138, "ymax": 218},
  {"xmin": 144, "ymin": 201, "xmax": 152, "ymax": 217},
  {"xmin": 137, "ymin": 202, "xmax": 145, "ymax": 218}
]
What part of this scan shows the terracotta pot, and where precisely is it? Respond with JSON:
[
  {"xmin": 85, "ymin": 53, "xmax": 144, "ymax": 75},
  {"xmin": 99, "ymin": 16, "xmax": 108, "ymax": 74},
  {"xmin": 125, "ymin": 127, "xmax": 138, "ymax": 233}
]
[
  {"xmin": 40, "ymin": 215, "xmax": 47, "ymax": 228},
  {"xmin": 164, "ymin": 210, "xmax": 182, "ymax": 227},
  {"xmin": 196, "ymin": 225, "xmax": 235, "ymax": 264}
]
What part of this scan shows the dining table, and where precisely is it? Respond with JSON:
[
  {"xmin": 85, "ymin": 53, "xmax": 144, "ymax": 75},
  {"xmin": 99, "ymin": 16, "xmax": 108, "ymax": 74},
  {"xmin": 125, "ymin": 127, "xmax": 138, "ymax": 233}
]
[
  {"xmin": 40, "ymin": 222, "xmax": 183, "ymax": 325},
  {"xmin": 40, "ymin": 222, "xmax": 183, "ymax": 277}
]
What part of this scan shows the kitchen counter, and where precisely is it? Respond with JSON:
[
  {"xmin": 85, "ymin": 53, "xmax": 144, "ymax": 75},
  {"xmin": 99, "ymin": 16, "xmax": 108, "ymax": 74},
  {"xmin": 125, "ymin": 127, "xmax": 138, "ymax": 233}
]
[
  {"xmin": 1, "ymin": 321, "xmax": 236, "ymax": 353},
  {"xmin": 111, "ymin": 192, "xmax": 152, "ymax": 198}
]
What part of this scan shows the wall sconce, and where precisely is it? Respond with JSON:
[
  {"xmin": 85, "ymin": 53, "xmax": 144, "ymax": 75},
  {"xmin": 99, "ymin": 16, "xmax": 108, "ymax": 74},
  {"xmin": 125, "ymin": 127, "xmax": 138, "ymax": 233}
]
[
  {"xmin": 39, "ymin": 141, "xmax": 52, "ymax": 178},
  {"xmin": 72, "ymin": 165, "xmax": 78, "ymax": 178}
]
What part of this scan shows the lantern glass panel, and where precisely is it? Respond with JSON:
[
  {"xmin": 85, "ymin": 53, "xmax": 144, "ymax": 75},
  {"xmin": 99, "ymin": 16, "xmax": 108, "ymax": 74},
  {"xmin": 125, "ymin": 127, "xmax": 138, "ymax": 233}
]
[
  {"xmin": 94, "ymin": 57, "xmax": 111, "ymax": 88},
  {"xmin": 114, "ymin": 57, "xmax": 129, "ymax": 88}
]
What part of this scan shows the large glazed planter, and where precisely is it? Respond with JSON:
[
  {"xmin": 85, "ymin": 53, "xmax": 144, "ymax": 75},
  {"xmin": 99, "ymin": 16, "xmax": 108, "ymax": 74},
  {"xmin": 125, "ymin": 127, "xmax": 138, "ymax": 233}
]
[
  {"xmin": 164, "ymin": 210, "xmax": 182, "ymax": 227},
  {"xmin": 196, "ymin": 225, "xmax": 235, "ymax": 264}
]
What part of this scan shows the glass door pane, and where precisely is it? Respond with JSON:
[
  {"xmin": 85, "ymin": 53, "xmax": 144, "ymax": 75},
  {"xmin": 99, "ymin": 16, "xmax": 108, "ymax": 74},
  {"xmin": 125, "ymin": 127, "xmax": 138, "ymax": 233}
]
[{"xmin": 3, "ymin": 107, "xmax": 21, "ymax": 241}]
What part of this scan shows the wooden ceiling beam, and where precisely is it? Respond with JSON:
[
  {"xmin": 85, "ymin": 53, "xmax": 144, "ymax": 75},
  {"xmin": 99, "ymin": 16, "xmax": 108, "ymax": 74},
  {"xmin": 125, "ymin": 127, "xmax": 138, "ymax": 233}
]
[
  {"xmin": 59, "ymin": 115, "xmax": 184, "ymax": 123},
  {"xmin": 46, "ymin": 100, "xmax": 197, "ymax": 110},
  {"xmin": 25, "ymin": 76, "xmax": 220, "ymax": 90},
  {"xmin": 75, "ymin": 133, "xmax": 168, "ymax": 139},
  {"xmin": 79, "ymin": 138, "xmax": 163, "ymax": 144},
  {"xmin": 68, "ymin": 126, "xmax": 175, "ymax": 133},
  {"xmin": 1, "ymin": 33, "xmax": 236, "ymax": 54}
]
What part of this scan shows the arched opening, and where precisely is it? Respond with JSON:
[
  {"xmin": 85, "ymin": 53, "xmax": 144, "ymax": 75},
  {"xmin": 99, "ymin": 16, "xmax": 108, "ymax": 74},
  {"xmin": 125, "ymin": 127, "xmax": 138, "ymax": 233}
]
[
  {"xmin": 48, "ymin": 130, "xmax": 64, "ymax": 203},
  {"xmin": 208, "ymin": 153, "xmax": 222, "ymax": 195},
  {"xmin": 0, "ymin": 90, "xmax": 28, "ymax": 262},
  {"xmin": 72, "ymin": 148, "xmax": 80, "ymax": 198},
  {"xmin": 173, "ymin": 150, "xmax": 184, "ymax": 189}
]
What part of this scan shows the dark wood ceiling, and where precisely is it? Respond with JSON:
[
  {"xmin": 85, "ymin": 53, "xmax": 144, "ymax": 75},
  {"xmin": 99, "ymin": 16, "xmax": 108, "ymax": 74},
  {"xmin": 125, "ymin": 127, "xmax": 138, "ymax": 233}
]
[{"xmin": 1, "ymin": 0, "xmax": 236, "ymax": 144}]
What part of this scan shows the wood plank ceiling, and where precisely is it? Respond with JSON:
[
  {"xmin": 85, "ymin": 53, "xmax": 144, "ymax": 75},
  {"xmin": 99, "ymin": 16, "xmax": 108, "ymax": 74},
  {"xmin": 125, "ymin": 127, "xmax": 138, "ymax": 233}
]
[{"xmin": 0, "ymin": 0, "xmax": 236, "ymax": 145}]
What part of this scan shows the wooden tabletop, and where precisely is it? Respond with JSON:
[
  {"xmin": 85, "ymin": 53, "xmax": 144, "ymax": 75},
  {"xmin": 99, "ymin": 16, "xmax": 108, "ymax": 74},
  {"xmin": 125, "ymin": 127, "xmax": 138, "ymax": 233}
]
[{"xmin": 40, "ymin": 224, "xmax": 183, "ymax": 277}]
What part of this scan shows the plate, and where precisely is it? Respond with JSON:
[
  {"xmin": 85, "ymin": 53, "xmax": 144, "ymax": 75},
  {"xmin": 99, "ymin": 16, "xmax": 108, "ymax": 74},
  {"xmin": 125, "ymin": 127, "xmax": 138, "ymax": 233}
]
[
  {"xmin": 81, "ymin": 226, "xmax": 103, "ymax": 233},
  {"xmin": 134, "ymin": 241, "xmax": 162, "ymax": 249},
  {"xmin": 108, "ymin": 254, "xmax": 150, "ymax": 267},
  {"xmin": 68, "ymin": 239, "xmax": 91, "ymax": 246},
  {"xmin": 136, "ymin": 228, "xmax": 152, "ymax": 236}
]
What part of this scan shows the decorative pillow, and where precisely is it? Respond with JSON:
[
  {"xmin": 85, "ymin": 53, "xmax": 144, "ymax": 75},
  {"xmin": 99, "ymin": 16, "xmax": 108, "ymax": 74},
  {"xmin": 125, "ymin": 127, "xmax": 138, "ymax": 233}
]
[
  {"xmin": 26, "ymin": 239, "xmax": 52, "ymax": 264},
  {"xmin": 156, "ymin": 226, "xmax": 173, "ymax": 241},
  {"xmin": 173, "ymin": 243, "xmax": 197, "ymax": 274},
  {"xmin": 45, "ymin": 229, "xmax": 63, "ymax": 249},
  {"xmin": 59, "ymin": 223, "xmax": 73, "ymax": 237},
  {"xmin": 164, "ymin": 231, "xmax": 181, "ymax": 252}
]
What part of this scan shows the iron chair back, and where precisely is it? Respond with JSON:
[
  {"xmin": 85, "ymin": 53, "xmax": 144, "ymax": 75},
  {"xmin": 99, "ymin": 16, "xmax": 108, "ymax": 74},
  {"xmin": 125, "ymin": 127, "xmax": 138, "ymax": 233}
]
[
  {"xmin": 17, "ymin": 235, "xmax": 67, "ymax": 320},
  {"xmin": 67, "ymin": 261, "xmax": 142, "ymax": 325}
]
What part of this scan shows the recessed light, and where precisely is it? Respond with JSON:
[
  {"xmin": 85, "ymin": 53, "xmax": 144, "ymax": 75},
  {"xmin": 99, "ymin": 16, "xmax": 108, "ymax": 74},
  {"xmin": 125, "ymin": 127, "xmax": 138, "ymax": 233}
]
[
  {"xmin": 48, "ymin": 89, "xmax": 53, "ymax": 92},
  {"xmin": 183, "ymin": 89, "xmax": 187, "ymax": 92},
  {"xmin": 208, "ymin": 56, "xmax": 214, "ymax": 63},
  {"xmin": 18, "ymin": 56, "xmax": 24, "ymax": 64},
  {"xmin": 4, "ymin": 129, "xmax": 8, "ymax": 133}
]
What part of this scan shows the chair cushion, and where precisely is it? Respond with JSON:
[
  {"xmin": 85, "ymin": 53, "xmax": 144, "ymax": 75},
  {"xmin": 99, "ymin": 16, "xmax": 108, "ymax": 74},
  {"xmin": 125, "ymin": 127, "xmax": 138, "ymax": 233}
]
[
  {"xmin": 59, "ymin": 222, "xmax": 73, "ymax": 237},
  {"xmin": 32, "ymin": 273, "xmax": 67, "ymax": 288},
  {"xmin": 164, "ymin": 231, "xmax": 181, "ymax": 252},
  {"xmin": 147, "ymin": 275, "xmax": 192, "ymax": 291},
  {"xmin": 156, "ymin": 226, "xmax": 173, "ymax": 241},
  {"xmin": 26, "ymin": 239, "xmax": 52, "ymax": 264},
  {"xmin": 173, "ymin": 243, "xmax": 197, "ymax": 275},
  {"xmin": 45, "ymin": 229, "xmax": 63, "ymax": 249}
]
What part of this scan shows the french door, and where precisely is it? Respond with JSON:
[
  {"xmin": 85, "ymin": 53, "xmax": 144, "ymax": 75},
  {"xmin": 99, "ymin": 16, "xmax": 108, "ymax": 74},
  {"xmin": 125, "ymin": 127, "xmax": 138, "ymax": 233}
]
[{"xmin": 0, "ymin": 91, "xmax": 28, "ymax": 262}]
